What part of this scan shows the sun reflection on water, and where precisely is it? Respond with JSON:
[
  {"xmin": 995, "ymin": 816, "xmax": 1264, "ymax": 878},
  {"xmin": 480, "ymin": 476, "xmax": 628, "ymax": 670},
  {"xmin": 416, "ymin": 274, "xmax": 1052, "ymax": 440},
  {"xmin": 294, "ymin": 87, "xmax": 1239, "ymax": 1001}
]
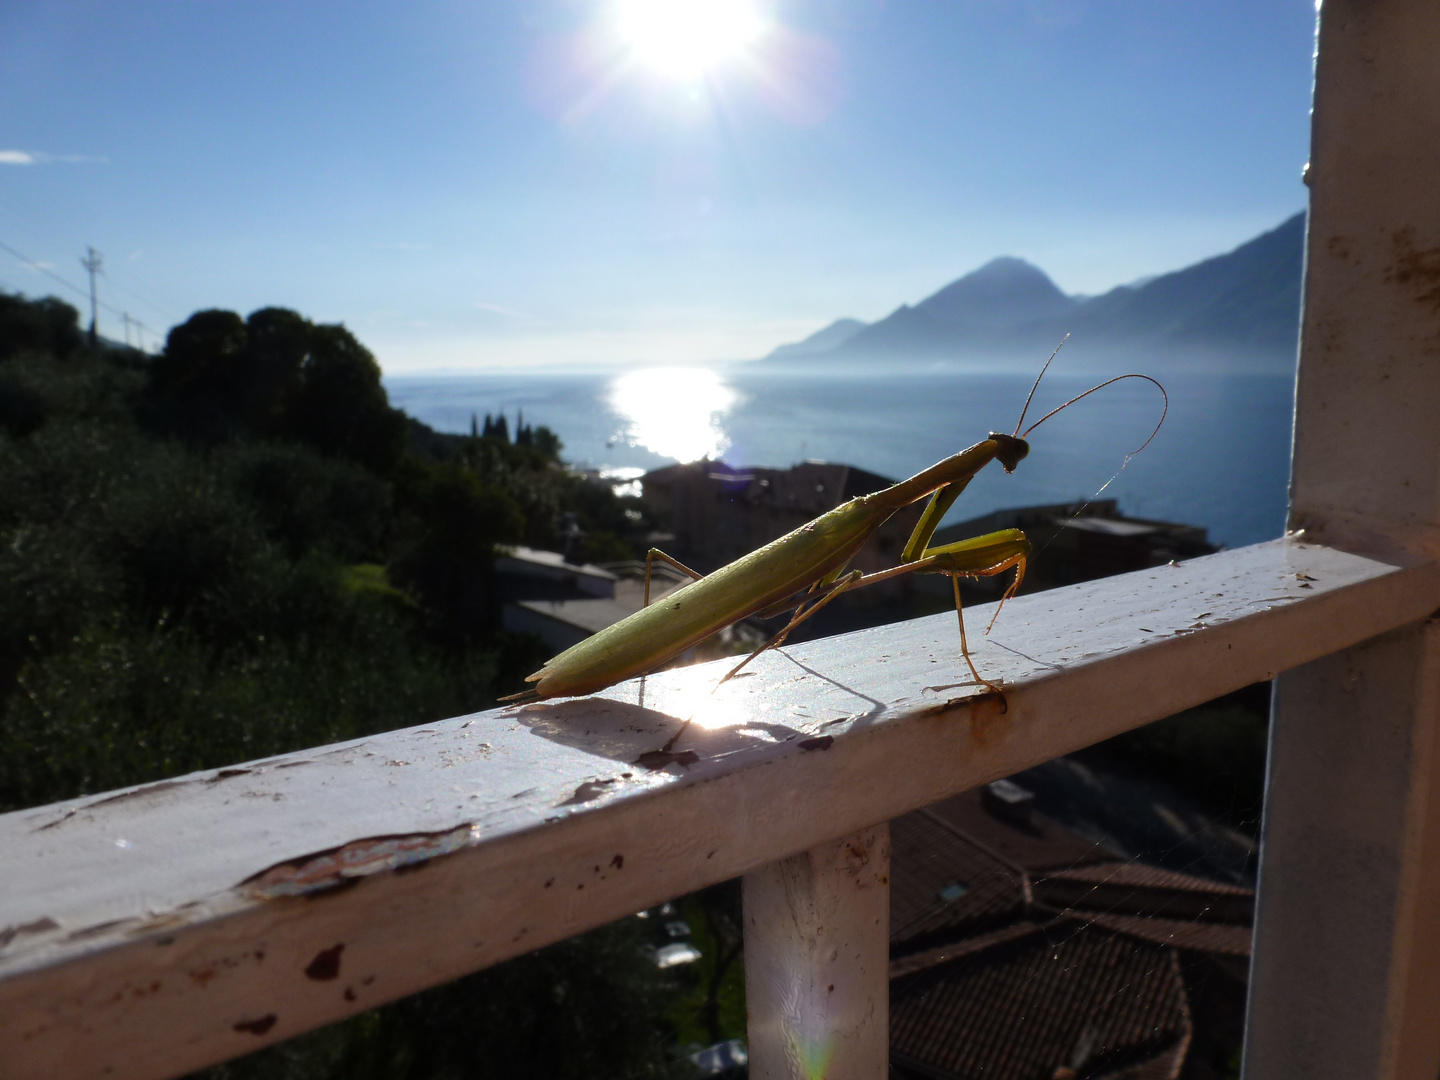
[{"xmin": 609, "ymin": 367, "xmax": 740, "ymax": 463}]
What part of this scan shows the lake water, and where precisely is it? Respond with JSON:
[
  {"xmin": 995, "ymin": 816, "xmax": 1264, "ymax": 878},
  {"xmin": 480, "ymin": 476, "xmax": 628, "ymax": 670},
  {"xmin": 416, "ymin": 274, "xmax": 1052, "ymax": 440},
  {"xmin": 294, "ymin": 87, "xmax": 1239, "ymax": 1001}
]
[{"xmin": 385, "ymin": 365, "xmax": 1295, "ymax": 550}]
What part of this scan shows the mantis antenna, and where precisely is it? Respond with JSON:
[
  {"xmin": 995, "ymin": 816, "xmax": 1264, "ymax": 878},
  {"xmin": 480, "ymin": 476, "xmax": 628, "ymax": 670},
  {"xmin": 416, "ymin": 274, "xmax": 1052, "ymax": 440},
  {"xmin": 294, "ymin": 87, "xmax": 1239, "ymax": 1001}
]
[
  {"xmin": 1010, "ymin": 335, "xmax": 1169, "ymax": 460},
  {"xmin": 975, "ymin": 360, "xmax": 1166, "ymax": 642},
  {"xmin": 1020, "ymin": 373, "xmax": 1169, "ymax": 461},
  {"xmin": 1011, "ymin": 334, "xmax": 1069, "ymax": 437}
]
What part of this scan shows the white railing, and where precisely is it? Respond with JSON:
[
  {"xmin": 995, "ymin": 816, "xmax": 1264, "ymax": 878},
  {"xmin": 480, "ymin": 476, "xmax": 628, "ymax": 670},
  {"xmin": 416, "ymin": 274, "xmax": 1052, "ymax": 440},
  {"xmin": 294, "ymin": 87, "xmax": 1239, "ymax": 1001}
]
[
  {"xmin": 1, "ymin": 541, "xmax": 1433, "ymax": 1080},
  {"xmin": 3, "ymin": 1, "xmax": 1439, "ymax": 1077},
  {"xmin": 1241, "ymin": 3, "xmax": 1440, "ymax": 1078}
]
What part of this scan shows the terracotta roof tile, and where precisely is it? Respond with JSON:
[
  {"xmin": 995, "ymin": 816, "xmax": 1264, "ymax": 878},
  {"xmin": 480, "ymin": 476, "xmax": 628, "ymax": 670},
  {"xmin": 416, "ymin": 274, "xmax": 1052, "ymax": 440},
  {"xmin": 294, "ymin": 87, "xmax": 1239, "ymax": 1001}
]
[
  {"xmin": 922, "ymin": 789, "xmax": 1117, "ymax": 874},
  {"xmin": 1070, "ymin": 913, "xmax": 1254, "ymax": 958},
  {"xmin": 1033, "ymin": 862, "xmax": 1254, "ymax": 925},
  {"xmin": 1048, "ymin": 862, "xmax": 1253, "ymax": 896},
  {"xmin": 891, "ymin": 924, "xmax": 1191, "ymax": 1080},
  {"xmin": 890, "ymin": 921, "xmax": 1048, "ymax": 980},
  {"xmin": 890, "ymin": 809, "xmax": 1026, "ymax": 953}
]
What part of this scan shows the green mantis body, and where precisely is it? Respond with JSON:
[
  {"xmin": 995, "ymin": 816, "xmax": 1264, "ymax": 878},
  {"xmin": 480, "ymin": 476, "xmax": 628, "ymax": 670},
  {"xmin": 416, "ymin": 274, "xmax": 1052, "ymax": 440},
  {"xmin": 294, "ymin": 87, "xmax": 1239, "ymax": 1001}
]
[
  {"xmin": 503, "ymin": 358, "xmax": 1165, "ymax": 705},
  {"xmin": 507, "ymin": 433, "xmax": 1032, "ymax": 701}
]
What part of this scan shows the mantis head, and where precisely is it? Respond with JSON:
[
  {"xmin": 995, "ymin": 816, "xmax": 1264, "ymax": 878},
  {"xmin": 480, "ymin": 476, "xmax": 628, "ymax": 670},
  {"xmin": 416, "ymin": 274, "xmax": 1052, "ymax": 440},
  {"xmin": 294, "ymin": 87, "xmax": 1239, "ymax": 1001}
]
[{"xmin": 988, "ymin": 432, "xmax": 1030, "ymax": 473}]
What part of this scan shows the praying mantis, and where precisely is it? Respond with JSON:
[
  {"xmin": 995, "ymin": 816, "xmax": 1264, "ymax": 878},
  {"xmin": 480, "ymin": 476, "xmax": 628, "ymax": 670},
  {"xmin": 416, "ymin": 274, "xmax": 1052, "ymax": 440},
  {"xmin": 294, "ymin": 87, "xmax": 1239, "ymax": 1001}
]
[{"xmin": 501, "ymin": 349, "xmax": 1165, "ymax": 705}]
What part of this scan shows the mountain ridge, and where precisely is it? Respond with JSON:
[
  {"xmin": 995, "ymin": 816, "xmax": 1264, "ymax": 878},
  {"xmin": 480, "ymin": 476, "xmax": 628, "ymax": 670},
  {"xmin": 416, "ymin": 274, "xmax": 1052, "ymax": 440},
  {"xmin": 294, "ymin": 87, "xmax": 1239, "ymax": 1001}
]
[
  {"xmin": 763, "ymin": 213, "xmax": 1305, "ymax": 371},
  {"xmin": 765, "ymin": 317, "xmax": 867, "ymax": 360}
]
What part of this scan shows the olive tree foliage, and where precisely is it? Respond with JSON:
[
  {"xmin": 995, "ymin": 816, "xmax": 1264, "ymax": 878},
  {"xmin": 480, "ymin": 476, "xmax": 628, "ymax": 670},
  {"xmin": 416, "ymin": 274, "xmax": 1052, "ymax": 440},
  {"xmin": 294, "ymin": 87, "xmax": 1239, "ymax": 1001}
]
[
  {"xmin": 0, "ymin": 295, "xmax": 689, "ymax": 1080},
  {"xmin": 146, "ymin": 308, "xmax": 408, "ymax": 471},
  {"xmin": 0, "ymin": 292, "xmax": 84, "ymax": 361},
  {"xmin": 0, "ymin": 301, "xmax": 536, "ymax": 811}
]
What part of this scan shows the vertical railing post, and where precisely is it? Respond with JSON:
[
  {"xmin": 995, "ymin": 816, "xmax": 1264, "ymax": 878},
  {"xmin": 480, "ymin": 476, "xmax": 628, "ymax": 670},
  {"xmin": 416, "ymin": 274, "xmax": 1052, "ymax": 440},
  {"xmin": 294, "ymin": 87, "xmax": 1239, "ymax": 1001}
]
[
  {"xmin": 1244, "ymin": 1, "xmax": 1440, "ymax": 1078},
  {"xmin": 743, "ymin": 824, "xmax": 891, "ymax": 1080}
]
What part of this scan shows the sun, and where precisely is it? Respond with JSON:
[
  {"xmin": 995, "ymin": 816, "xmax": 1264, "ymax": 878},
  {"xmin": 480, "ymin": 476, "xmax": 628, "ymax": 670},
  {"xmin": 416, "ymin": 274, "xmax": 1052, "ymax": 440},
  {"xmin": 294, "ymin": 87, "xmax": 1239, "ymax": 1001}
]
[{"xmin": 615, "ymin": 0, "xmax": 769, "ymax": 81}]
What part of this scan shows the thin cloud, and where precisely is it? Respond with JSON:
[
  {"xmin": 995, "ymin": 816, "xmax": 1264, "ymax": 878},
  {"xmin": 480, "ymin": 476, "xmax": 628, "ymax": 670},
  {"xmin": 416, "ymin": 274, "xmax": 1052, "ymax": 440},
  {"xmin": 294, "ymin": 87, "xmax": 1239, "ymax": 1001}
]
[
  {"xmin": 0, "ymin": 149, "xmax": 109, "ymax": 166},
  {"xmin": 472, "ymin": 301, "xmax": 532, "ymax": 320}
]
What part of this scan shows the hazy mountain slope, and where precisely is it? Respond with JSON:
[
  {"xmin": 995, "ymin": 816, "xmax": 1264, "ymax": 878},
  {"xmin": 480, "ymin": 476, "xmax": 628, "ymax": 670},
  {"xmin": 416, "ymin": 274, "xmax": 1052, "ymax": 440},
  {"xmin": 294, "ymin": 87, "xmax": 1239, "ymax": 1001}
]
[
  {"xmin": 765, "ymin": 317, "xmax": 867, "ymax": 360},
  {"xmin": 1163, "ymin": 214, "xmax": 1305, "ymax": 354},
  {"xmin": 1062, "ymin": 213, "xmax": 1305, "ymax": 355},
  {"xmin": 915, "ymin": 256, "xmax": 1079, "ymax": 326},
  {"xmin": 831, "ymin": 257, "xmax": 1078, "ymax": 358},
  {"xmin": 761, "ymin": 212, "xmax": 1306, "ymax": 371}
]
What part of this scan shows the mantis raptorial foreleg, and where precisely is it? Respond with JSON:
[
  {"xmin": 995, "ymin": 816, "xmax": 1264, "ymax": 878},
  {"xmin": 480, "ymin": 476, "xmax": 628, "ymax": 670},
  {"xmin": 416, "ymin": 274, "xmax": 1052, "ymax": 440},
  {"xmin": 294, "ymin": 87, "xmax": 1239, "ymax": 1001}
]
[
  {"xmin": 902, "ymin": 477, "xmax": 974, "ymax": 563},
  {"xmin": 849, "ymin": 527, "xmax": 1031, "ymax": 691},
  {"xmin": 720, "ymin": 528, "xmax": 1030, "ymax": 692}
]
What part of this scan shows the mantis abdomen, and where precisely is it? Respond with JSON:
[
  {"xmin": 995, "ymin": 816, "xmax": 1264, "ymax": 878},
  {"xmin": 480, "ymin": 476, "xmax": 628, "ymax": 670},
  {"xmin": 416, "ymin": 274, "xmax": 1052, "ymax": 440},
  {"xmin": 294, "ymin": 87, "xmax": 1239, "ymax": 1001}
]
[{"xmin": 523, "ymin": 495, "xmax": 895, "ymax": 698}]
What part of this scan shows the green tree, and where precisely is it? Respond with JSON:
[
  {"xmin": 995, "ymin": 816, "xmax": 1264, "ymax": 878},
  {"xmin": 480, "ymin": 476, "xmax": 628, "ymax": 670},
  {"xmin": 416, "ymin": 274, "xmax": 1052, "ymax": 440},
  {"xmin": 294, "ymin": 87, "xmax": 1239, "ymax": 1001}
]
[
  {"xmin": 145, "ymin": 309, "xmax": 406, "ymax": 472},
  {"xmin": 391, "ymin": 462, "xmax": 526, "ymax": 645},
  {"xmin": 146, "ymin": 308, "xmax": 251, "ymax": 440},
  {"xmin": 0, "ymin": 292, "xmax": 84, "ymax": 361},
  {"xmin": 1, "ymin": 291, "xmax": 684, "ymax": 1079},
  {"xmin": 286, "ymin": 322, "xmax": 407, "ymax": 472}
]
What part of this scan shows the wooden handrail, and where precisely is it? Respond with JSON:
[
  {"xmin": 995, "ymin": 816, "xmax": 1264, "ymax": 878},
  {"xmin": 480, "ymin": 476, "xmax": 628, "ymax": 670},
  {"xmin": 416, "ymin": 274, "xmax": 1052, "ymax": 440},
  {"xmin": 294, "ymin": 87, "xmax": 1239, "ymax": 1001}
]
[{"xmin": 2, "ymin": 538, "xmax": 1436, "ymax": 1080}]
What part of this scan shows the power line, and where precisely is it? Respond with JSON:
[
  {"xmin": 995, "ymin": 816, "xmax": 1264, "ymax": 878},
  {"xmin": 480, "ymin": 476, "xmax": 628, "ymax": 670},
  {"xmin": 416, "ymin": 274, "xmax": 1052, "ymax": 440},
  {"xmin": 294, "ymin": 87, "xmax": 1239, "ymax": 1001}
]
[
  {"xmin": 0, "ymin": 238, "xmax": 93, "ymax": 303},
  {"xmin": 0, "ymin": 200, "xmax": 182, "ymax": 327},
  {"xmin": 0, "ymin": 196, "xmax": 182, "ymax": 326},
  {"xmin": 0, "ymin": 238, "xmax": 165, "ymax": 351},
  {"xmin": 102, "ymin": 274, "xmax": 179, "ymax": 327}
]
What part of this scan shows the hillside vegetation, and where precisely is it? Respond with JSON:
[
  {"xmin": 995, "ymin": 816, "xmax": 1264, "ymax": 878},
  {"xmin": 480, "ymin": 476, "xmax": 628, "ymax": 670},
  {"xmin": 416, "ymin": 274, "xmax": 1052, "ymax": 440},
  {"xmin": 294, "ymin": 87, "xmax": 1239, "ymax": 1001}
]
[
  {"xmin": 0, "ymin": 291, "xmax": 696, "ymax": 1080},
  {"xmin": 0, "ymin": 294, "xmax": 660, "ymax": 811}
]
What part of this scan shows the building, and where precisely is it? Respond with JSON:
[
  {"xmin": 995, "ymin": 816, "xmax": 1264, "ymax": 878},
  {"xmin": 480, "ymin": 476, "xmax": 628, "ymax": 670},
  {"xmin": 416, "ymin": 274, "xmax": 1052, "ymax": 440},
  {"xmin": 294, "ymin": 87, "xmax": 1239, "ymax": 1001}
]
[
  {"xmin": 496, "ymin": 546, "xmax": 757, "ymax": 659},
  {"xmin": 495, "ymin": 545, "xmax": 620, "ymax": 602},
  {"xmin": 888, "ymin": 781, "xmax": 1252, "ymax": 1080},
  {"xmin": 640, "ymin": 458, "xmax": 927, "ymax": 588}
]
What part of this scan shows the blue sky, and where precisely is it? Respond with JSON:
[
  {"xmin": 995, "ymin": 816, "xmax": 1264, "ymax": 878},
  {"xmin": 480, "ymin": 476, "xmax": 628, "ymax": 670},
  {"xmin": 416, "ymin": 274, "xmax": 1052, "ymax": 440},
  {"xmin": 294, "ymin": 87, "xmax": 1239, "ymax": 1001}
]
[{"xmin": 0, "ymin": 1, "xmax": 1314, "ymax": 371}]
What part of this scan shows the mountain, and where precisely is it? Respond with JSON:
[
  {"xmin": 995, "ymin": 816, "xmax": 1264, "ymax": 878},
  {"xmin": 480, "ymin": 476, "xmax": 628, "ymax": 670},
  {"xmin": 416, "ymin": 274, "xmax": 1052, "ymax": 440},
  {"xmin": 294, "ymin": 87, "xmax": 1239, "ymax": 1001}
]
[
  {"xmin": 912, "ymin": 256, "xmax": 1078, "ymax": 328},
  {"xmin": 765, "ymin": 317, "xmax": 867, "ymax": 360},
  {"xmin": 762, "ymin": 212, "xmax": 1305, "ymax": 371},
  {"xmin": 1060, "ymin": 213, "xmax": 1305, "ymax": 358}
]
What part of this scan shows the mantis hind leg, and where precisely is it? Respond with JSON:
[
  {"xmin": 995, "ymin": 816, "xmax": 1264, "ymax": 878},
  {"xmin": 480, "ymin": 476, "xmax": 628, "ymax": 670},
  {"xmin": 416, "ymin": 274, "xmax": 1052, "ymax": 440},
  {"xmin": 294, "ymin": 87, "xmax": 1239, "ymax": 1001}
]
[
  {"xmin": 715, "ymin": 569, "xmax": 865, "ymax": 689},
  {"xmin": 644, "ymin": 547, "xmax": 704, "ymax": 607},
  {"xmin": 753, "ymin": 569, "xmax": 838, "ymax": 621},
  {"xmin": 660, "ymin": 570, "xmax": 863, "ymax": 753}
]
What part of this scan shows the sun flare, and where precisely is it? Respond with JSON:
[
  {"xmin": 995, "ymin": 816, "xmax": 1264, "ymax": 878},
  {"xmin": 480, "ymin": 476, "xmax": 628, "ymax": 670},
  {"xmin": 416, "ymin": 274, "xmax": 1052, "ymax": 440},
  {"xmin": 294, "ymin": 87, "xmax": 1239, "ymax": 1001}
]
[{"xmin": 615, "ymin": 0, "xmax": 768, "ymax": 81}]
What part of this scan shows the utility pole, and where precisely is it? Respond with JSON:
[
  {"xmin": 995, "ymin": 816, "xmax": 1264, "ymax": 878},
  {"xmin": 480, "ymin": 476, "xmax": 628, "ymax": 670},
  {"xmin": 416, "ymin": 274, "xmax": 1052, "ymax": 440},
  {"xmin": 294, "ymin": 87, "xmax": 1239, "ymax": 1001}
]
[
  {"xmin": 122, "ymin": 312, "xmax": 134, "ymax": 349},
  {"xmin": 80, "ymin": 246, "xmax": 103, "ymax": 346}
]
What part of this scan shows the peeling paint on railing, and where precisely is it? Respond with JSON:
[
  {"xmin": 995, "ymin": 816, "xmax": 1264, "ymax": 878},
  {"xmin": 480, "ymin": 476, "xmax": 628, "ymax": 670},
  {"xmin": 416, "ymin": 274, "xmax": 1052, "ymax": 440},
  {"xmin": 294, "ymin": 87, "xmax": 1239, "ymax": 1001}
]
[{"xmin": 241, "ymin": 825, "xmax": 482, "ymax": 900}]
